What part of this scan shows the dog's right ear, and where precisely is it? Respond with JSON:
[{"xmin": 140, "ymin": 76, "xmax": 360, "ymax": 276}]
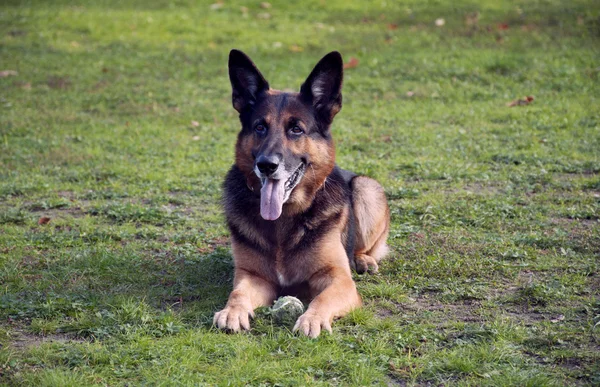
[{"xmin": 229, "ymin": 50, "xmax": 269, "ymax": 113}]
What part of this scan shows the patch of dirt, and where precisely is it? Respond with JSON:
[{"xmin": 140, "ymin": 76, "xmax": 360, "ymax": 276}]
[
  {"xmin": 197, "ymin": 236, "xmax": 229, "ymax": 254},
  {"xmin": 445, "ymin": 182, "xmax": 503, "ymax": 196},
  {"xmin": 398, "ymin": 296, "xmax": 484, "ymax": 324},
  {"xmin": 9, "ymin": 329, "xmax": 85, "ymax": 350},
  {"xmin": 47, "ymin": 76, "xmax": 71, "ymax": 89}
]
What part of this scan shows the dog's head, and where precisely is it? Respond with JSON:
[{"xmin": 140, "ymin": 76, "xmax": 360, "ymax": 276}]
[{"xmin": 229, "ymin": 49, "xmax": 343, "ymax": 221}]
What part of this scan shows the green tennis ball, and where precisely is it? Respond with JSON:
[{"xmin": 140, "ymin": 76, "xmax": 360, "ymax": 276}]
[{"xmin": 271, "ymin": 296, "xmax": 304, "ymax": 327}]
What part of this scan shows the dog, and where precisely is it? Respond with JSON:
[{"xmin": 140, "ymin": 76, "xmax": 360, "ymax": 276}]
[{"xmin": 213, "ymin": 49, "xmax": 390, "ymax": 337}]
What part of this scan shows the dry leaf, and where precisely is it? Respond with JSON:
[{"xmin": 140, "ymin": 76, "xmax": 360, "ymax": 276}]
[
  {"xmin": 508, "ymin": 96, "xmax": 534, "ymax": 107},
  {"xmin": 38, "ymin": 217, "xmax": 51, "ymax": 225},
  {"xmin": 387, "ymin": 23, "xmax": 398, "ymax": 30},
  {"xmin": 343, "ymin": 57, "xmax": 359, "ymax": 70},
  {"xmin": 0, "ymin": 70, "xmax": 18, "ymax": 77},
  {"xmin": 191, "ymin": 120, "xmax": 200, "ymax": 127},
  {"xmin": 210, "ymin": 1, "xmax": 224, "ymax": 10},
  {"xmin": 435, "ymin": 18, "xmax": 445, "ymax": 27},
  {"xmin": 289, "ymin": 45, "xmax": 303, "ymax": 53},
  {"xmin": 497, "ymin": 23, "xmax": 509, "ymax": 30},
  {"xmin": 192, "ymin": 136, "xmax": 200, "ymax": 141},
  {"xmin": 464, "ymin": 12, "xmax": 479, "ymax": 26},
  {"xmin": 550, "ymin": 315, "xmax": 565, "ymax": 323},
  {"xmin": 260, "ymin": 2, "xmax": 271, "ymax": 9}
]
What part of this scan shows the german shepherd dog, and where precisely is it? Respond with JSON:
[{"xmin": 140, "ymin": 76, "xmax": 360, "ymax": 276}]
[{"xmin": 214, "ymin": 50, "xmax": 390, "ymax": 337}]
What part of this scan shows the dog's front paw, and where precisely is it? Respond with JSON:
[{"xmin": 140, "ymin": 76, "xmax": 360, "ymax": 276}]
[
  {"xmin": 213, "ymin": 304, "xmax": 254, "ymax": 332},
  {"xmin": 293, "ymin": 311, "xmax": 332, "ymax": 338}
]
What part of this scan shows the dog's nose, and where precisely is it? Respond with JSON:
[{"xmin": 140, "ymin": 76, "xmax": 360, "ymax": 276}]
[{"xmin": 256, "ymin": 155, "xmax": 280, "ymax": 176}]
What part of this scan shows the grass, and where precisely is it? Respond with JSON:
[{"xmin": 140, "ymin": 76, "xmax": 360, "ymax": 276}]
[{"xmin": 1, "ymin": 0, "xmax": 599, "ymax": 385}]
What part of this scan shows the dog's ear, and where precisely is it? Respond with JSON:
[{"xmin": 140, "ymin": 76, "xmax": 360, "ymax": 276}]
[
  {"xmin": 300, "ymin": 51, "xmax": 343, "ymax": 126},
  {"xmin": 229, "ymin": 49, "xmax": 269, "ymax": 113}
]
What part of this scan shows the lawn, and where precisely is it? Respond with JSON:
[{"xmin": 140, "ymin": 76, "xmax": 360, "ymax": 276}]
[{"xmin": 1, "ymin": 0, "xmax": 599, "ymax": 385}]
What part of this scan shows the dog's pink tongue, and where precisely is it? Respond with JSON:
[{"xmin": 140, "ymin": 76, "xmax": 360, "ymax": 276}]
[{"xmin": 260, "ymin": 179, "xmax": 285, "ymax": 221}]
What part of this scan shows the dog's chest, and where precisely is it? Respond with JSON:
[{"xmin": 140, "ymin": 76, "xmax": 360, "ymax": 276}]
[{"xmin": 270, "ymin": 221, "xmax": 312, "ymax": 286}]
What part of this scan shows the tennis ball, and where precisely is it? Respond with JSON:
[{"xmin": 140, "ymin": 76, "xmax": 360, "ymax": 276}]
[{"xmin": 271, "ymin": 296, "xmax": 304, "ymax": 327}]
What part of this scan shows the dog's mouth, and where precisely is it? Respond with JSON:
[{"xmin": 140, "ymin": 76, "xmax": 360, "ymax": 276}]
[{"xmin": 260, "ymin": 162, "xmax": 306, "ymax": 221}]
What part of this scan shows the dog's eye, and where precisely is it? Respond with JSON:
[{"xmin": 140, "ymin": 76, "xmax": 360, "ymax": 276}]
[
  {"xmin": 255, "ymin": 124, "xmax": 266, "ymax": 134},
  {"xmin": 290, "ymin": 126, "xmax": 304, "ymax": 135}
]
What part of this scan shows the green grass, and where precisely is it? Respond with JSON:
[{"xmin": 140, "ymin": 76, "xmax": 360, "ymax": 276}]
[{"xmin": 1, "ymin": 0, "xmax": 599, "ymax": 385}]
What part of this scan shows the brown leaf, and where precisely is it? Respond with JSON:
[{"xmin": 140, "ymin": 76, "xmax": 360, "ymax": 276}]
[
  {"xmin": 464, "ymin": 12, "xmax": 479, "ymax": 26},
  {"xmin": 508, "ymin": 96, "xmax": 534, "ymax": 107},
  {"xmin": 497, "ymin": 23, "xmax": 509, "ymax": 30},
  {"xmin": 38, "ymin": 217, "xmax": 51, "ymax": 225},
  {"xmin": 210, "ymin": 1, "xmax": 223, "ymax": 10},
  {"xmin": 0, "ymin": 70, "xmax": 18, "ymax": 77},
  {"xmin": 343, "ymin": 57, "xmax": 359, "ymax": 70},
  {"xmin": 387, "ymin": 23, "xmax": 398, "ymax": 30}
]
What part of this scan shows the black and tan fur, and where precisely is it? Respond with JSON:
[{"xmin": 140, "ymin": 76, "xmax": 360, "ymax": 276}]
[{"xmin": 214, "ymin": 50, "xmax": 390, "ymax": 337}]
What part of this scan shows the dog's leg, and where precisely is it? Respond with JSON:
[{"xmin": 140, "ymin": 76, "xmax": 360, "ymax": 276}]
[
  {"xmin": 293, "ymin": 266, "xmax": 361, "ymax": 338},
  {"xmin": 214, "ymin": 267, "xmax": 277, "ymax": 332},
  {"xmin": 351, "ymin": 176, "xmax": 390, "ymax": 274},
  {"xmin": 293, "ymin": 238, "xmax": 361, "ymax": 338}
]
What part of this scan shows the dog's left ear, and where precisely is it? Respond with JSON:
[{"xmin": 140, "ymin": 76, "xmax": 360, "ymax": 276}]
[
  {"xmin": 300, "ymin": 51, "xmax": 343, "ymax": 127},
  {"xmin": 229, "ymin": 49, "xmax": 270, "ymax": 113}
]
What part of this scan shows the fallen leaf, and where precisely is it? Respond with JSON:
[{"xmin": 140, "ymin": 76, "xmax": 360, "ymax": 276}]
[
  {"xmin": 435, "ymin": 18, "xmax": 445, "ymax": 27},
  {"xmin": 497, "ymin": 23, "xmax": 509, "ymax": 30},
  {"xmin": 550, "ymin": 315, "xmax": 565, "ymax": 323},
  {"xmin": 210, "ymin": 1, "xmax": 223, "ymax": 10},
  {"xmin": 289, "ymin": 45, "xmax": 303, "ymax": 53},
  {"xmin": 387, "ymin": 23, "xmax": 398, "ymax": 30},
  {"xmin": 191, "ymin": 120, "xmax": 200, "ymax": 127},
  {"xmin": 192, "ymin": 136, "xmax": 200, "ymax": 141},
  {"xmin": 0, "ymin": 70, "xmax": 18, "ymax": 77},
  {"xmin": 343, "ymin": 57, "xmax": 359, "ymax": 69},
  {"xmin": 260, "ymin": 2, "xmax": 271, "ymax": 9},
  {"xmin": 507, "ymin": 96, "xmax": 534, "ymax": 107},
  {"xmin": 38, "ymin": 217, "xmax": 51, "ymax": 225},
  {"xmin": 70, "ymin": 41, "xmax": 80, "ymax": 47},
  {"xmin": 464, "ymin": 12, "xmax": 479, "ymax": 26}
]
